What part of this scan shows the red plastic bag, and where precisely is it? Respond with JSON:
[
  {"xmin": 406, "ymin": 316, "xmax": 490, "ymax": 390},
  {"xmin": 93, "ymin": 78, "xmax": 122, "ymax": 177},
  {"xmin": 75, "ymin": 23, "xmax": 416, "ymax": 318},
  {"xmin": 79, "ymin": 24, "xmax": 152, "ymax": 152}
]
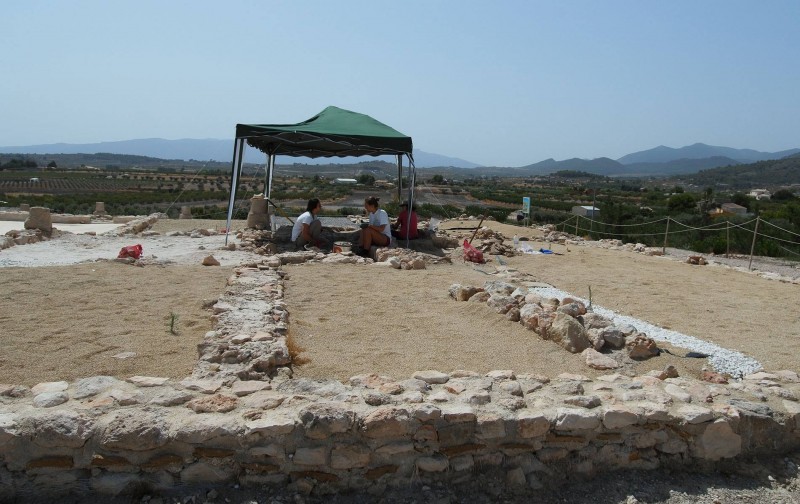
[
  {"xmin": 118, "ymin": 244, "xmax": 143, "ymax": 259},
  {"xmin": 463, "ymin": 239, "xmax": 485, "ymax": 264}
]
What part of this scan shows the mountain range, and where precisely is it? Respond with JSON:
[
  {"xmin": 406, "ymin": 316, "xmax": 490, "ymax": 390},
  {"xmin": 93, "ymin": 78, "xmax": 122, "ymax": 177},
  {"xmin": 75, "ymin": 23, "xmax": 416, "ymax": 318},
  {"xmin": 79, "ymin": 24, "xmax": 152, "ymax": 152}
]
[
  {"xmin": 1, "ymin": 139, "xmax": 797, "ymax": 176},
  {"xmin": 0, "ymin": 138, "xmax": 479, "ymax": 170}
]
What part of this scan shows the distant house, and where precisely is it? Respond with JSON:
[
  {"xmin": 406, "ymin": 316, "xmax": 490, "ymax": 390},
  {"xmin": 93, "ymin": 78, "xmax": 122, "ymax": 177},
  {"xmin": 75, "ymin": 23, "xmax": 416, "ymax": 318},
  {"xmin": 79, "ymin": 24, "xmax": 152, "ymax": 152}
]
[
  {"xmin": 720, "ymin": 202, "xmax": 747, "ymax": 215},
  {"xmin": 572, "ymin": 205, "xmax": 600, "ymax": 218},
  {"xmin": 333, "ymin": 178, "xmax": 358, "ymax": 185},
  {"xmin": 748, "ymin": 189, "xmax": 771, "ymax": 200}
]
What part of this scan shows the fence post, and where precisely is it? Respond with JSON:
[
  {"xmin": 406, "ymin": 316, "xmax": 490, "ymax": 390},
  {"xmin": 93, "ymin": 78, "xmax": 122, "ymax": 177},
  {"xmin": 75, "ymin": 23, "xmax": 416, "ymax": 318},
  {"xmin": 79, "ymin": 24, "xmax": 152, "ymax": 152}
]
[
  {"xmin": 748, "ymin": 216, "xmax": 760, "ymax": 271},
  {"xmin": 662, "ymin": 217, "xmax": 670, "ymax": 255},
  {"xmin": 575, "ymin": 215, "xmax": 580, "ymax": 236},
  {"xmin": 726, "ymin": 221, "xmax": 730, "ymax": 258}
]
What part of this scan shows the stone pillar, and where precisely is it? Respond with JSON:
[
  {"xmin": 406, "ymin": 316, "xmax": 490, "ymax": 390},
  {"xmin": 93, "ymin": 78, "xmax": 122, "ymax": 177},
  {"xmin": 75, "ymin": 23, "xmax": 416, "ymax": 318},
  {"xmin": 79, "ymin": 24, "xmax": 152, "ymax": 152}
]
[
  {"xmin": 246, "ymin": 195, "xmax": 270, "ymax": 230},
  {"xmin": 24, "ymin": 207, "xmax": 53, "ymax": 235},
  {"xmin": 94, "ymin": 202, "xmax": 107, "ymax": 216},
  {"xmin": 179, "ymin": 206, "xmax": 193, "ymax": 219},
  {"xmin": 20, "ymin": 203, "xmax": 30, "ymax": 212}
]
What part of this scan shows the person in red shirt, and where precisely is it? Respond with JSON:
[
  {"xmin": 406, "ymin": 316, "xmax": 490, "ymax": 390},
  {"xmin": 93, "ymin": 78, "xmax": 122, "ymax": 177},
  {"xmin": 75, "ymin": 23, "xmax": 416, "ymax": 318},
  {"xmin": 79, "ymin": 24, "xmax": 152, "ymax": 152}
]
[{"xmin": 391, "ymin": 202, "xmax": 419, "ymax": 240}]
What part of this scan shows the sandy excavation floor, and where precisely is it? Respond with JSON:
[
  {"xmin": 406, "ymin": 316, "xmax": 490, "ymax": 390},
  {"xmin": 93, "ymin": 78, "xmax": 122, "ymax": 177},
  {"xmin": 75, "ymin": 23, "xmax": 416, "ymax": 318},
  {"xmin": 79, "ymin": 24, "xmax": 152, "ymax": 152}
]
[
  {"xmin": 0, "ymin": 219, "xmax": 254, "ymax": 387},
  {"xmin": 286, "ymin": 220, "xmax": 800, "ymax": 383},
  {"xmin": 0, "ymin": 263, "xmax": 231, "ymax": 387},
  {"xmin": 0, "ymin": 217, "xmax": 798, "ymax": 388},
  {"xmin": 284, "ymin": 262, "xmax": 704, "ymax": 382}
]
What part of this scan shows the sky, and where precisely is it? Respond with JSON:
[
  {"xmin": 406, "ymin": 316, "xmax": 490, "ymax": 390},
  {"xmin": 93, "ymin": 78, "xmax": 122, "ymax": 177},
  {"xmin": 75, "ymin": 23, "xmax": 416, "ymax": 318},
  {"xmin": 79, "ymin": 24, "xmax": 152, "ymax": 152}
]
[{"xmin": 2, "ymin": 1, "xmax": 799, "ymax": 167}]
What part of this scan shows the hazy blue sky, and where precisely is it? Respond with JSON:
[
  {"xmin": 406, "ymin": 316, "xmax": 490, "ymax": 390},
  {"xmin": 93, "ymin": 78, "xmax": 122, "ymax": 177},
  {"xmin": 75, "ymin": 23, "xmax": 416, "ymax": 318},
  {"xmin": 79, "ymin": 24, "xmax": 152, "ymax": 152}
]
[{"xmin": 2, "ymin": 1, "xmax": 798, "ymax": 167}]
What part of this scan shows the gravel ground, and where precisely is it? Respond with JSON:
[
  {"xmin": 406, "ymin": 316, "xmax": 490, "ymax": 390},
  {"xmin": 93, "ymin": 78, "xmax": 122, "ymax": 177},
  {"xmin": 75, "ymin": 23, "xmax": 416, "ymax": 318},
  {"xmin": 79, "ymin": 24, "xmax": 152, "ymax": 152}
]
[{"xmin": 662, "ymin": 247, "xmax": 800, "ymax": 282}]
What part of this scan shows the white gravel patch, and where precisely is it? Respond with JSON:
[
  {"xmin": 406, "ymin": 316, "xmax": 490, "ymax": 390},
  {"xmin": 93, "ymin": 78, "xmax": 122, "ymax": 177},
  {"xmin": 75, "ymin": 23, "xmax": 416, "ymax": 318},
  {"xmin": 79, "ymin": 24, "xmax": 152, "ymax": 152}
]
[
  {"xmin": 531, "ymin": 285, "xmax": 763, "ymax": 378},
  {"xmin": 0, "ymin": 221, "xmax": 125, "ymax": 235},
  {"xmin": 0, "ymin": 230, "xmax": 261, "ymax": 268}
]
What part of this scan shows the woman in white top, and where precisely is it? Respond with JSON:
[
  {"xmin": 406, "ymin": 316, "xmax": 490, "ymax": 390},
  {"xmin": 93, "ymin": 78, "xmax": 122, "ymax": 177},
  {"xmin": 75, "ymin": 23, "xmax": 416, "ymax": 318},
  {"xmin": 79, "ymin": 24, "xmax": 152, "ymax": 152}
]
[
  {"xmin": 291, "ymin": 198, "xmax": 324, "ymax": 249},
  {"xmin": 358, "ymin": 196, "xmax": 391, "ymax": 256}
]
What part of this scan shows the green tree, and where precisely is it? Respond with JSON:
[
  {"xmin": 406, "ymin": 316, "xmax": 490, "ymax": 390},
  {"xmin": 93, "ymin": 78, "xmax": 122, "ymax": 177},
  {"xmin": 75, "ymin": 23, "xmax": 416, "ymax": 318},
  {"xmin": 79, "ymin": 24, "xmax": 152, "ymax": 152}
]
[
  {"xmin": 772, "ymin": 189, "xmax": 795, "ymax": 201},
  {"xmin": 667, "ymin": 193, "xmax": 696, "ymax": 213},
  {"xmin": 730, "ymin": 193, "xmax": 750, "ymax": 209},
  {"xmin": 430, "ymin": 174, "xmax": 445, "ymax": 184},
  {"xmin": 357, "ymin": 174, "xmax": 375, "ymax": 186},
  {"xmin": 698, "ymin": 187, "xmax": 715, "ymax": 213}
]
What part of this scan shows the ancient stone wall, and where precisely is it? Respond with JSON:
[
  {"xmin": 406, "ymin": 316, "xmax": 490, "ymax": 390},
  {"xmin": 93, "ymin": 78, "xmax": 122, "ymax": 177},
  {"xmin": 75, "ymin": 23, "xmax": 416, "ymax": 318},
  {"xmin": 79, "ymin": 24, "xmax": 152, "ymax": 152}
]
[{"xmin": 2, "ymin": 257, "xmax": 799, "ymax": 500}]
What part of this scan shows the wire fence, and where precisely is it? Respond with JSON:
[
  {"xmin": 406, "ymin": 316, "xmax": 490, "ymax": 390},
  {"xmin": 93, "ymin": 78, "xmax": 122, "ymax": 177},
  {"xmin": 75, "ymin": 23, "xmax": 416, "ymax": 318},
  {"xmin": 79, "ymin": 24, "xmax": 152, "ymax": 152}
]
[
  {"xmin": 550, "ymin": 213, "xmax": 800, "ymax": 266},
  {"xmin": 167, "ymin": 164, "xmax": 800, "ymax": 265}
]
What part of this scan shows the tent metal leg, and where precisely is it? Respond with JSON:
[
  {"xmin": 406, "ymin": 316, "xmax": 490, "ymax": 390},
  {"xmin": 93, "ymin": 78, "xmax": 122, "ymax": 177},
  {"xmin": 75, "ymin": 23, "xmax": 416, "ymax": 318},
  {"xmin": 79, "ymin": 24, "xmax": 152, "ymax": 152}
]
[
  {"xmin": 225, "ymin": 138, "xmax": 245, "ymax": 245},
  {"xmin": 264, "ymin": 154, "xmax": 272, "ymax": 198},
  {"xmin": 397, "ymin": 155, "xmax": 403, "ymax": 202},
  {"xmin": 267, "ymin": 155, "xmax": 275, "ymax": 199},
  {"xmin": 404, "ymin": 156, "xmax": 416, "ymax": 249}
]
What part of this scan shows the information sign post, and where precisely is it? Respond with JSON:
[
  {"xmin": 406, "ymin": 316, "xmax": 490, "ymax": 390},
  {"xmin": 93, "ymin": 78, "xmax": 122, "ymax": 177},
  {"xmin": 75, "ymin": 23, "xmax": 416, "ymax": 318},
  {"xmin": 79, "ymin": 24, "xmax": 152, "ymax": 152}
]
[{"xmin": 522, "ymin": 196, "xmax": 531, "ymax": 227}]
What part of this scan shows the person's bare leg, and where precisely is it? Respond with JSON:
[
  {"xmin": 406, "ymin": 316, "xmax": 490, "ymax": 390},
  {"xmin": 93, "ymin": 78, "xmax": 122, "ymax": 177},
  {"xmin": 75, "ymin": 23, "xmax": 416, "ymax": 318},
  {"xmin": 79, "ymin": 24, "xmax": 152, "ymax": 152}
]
[
  {"xmin": 310, "ymin": 220, "xmax": 322, "ymax": 240},
  {"xmin": 368, "ymin": 229, "xmax": 388, "ymax": 247},
  {"xmin": 309, "ymin": 220, "xmax": 326, "ymax": 247}
]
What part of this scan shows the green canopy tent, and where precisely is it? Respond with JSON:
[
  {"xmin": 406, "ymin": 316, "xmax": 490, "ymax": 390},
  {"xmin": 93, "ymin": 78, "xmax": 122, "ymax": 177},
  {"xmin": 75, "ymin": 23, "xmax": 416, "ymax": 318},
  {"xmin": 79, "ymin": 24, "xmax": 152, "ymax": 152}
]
[{"xmin": 226, "ymin": 106, "xmax": 416, "ymax": 243}]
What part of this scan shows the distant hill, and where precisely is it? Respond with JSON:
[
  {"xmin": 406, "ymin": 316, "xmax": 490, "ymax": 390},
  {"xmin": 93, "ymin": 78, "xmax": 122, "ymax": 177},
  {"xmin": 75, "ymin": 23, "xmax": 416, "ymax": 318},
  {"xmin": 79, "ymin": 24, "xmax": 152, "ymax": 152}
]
[
  {"xmin": 0, "ymin": 138, "xmax": 481, "ymax": 169},
  {"xmin": 0, "ymin": 138, "xmax": 232, "ymax": 163},
  {"xmin": 4, "ymin": 138, "xmax": 799, "ymax": 178},
  {"xmin": 617, "ymin": 142, "xmax": 800, "ymax": 165},
  {"xmin": 678, "ymin": 154, "xmax": 800, "ymax": 189},
  {"xmin": 520, "ymin": 157, "xmax": 624, "ymax": 175},
  {"xmin": 0, "ymin": 151, "xmax": 231, "ymax": 172},
  {"xmin": 621, "ymin": 156, "xmax": 742, "ymax": 176},
  {"xmin": 412, "ymin": 150, "xmax": 482, "ymax": 169},
  {"xmin": 517, "ymin": 144, "xmax": 799, "ymax": 177}
]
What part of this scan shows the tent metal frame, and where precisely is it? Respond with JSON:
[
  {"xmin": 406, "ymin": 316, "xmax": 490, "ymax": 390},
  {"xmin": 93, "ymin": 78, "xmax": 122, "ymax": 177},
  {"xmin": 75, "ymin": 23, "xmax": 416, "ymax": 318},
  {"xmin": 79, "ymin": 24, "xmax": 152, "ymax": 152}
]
[{"xmin": 225, "ymin": 122, "xmax": 415, "ymax": 247}]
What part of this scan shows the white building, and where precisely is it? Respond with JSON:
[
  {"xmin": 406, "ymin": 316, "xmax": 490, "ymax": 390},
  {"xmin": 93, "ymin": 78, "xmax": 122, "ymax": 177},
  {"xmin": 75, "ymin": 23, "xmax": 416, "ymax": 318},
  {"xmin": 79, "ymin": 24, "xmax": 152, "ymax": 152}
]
[
  {"xmin": 721, "ymin": 203, "xmax": 747, "ymax": 215},
  {"xmin": 572, "ymin": 205, "xmax": 600, "ymax": 218},
  {"xmin": 333, "ymin": 178, "xmax": 358, "ymax": 185},
  {"xmin": 748, "ymin": 189, "xmax": 771, "ymax": 200}
]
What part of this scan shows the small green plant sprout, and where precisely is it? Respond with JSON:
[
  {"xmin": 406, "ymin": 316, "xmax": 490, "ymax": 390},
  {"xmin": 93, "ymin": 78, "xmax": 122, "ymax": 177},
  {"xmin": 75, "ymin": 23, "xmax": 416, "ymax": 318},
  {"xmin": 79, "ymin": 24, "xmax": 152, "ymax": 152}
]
[{"xmin": 168, "ymin": 312, "xmax": 179, "ymax": 335}]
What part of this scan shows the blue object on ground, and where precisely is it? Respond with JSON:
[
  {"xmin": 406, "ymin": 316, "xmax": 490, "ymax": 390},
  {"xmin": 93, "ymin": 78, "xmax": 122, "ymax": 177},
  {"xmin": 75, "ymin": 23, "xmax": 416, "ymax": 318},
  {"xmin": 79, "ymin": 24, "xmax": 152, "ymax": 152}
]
[{"xmin": 539, "ymin": 248, "xmax": 553, "ymax": 254}]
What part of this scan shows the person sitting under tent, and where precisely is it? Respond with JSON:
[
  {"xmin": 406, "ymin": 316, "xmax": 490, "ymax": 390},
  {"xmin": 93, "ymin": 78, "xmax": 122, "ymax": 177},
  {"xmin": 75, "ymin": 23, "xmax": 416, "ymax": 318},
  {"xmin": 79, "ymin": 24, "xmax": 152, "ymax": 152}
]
[
  {"xmin": 357, "ymin": 196, "xmax": 391, "ymax": 256},
  {"xmin": 391, "ymin": 201, "xmax": 419, "ymax": 240},
  {"xmin": 291, "ymin": 198, "xmax": 326, "ymax": 249}
]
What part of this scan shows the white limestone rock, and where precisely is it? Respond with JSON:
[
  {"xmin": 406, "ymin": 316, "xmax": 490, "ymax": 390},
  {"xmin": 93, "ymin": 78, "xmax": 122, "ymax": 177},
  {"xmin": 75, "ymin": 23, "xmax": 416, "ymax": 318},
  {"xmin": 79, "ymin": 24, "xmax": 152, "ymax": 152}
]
[
  {"xmin": 31, "ymin": 381, "xmax": 69, "ymax": 395},
  {"xmin": 583, "ymin": 348, "xmax": 620, "ymax": 370},
  {"xmin": 27, "ymin": 409, "xmax": 93, "ymax": 448},
  {"xmin": 555, "ymin": 408, "xmax": 600, "ymax": 430},
  {"xmin": 412, "ymin": 370, "xmax": 450, "ymax": 384},
  {"xmin": 127, "ymin": 376, "xmax": 170, "ymax": 387},
  {"xmin": 698, "ymin": 418, "xmax": 742, "ymax": 460},
  {"xmin": 298, "ymin": 402, "xmax": 356, "ymax": 439},
  {"xmin": 73, "ymin": 376, "xmax": 122, "ymax": 399},
  {"xmin": 549, "ymin": 313, "xmax": 592, "ymax": 353},
  {"xmin": 33, "ymin": 392, "xmax": 69, "ymax": 408}
]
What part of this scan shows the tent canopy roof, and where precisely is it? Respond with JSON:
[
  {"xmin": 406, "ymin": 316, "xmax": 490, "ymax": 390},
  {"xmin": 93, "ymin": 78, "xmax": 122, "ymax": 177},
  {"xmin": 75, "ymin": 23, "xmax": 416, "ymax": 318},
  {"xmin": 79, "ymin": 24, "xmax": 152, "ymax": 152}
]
[{"xmin": 236, "ymin": 106, "xmax": 413, "ymax": 159}]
